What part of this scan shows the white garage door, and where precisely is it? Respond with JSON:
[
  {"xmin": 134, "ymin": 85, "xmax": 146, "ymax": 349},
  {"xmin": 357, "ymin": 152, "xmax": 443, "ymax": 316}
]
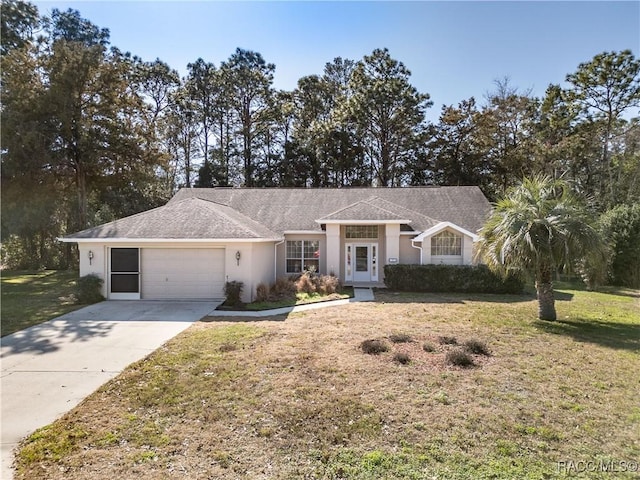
[{"xmin": 141, "ymin": 248, "xmax": 225, "ymax": 299}]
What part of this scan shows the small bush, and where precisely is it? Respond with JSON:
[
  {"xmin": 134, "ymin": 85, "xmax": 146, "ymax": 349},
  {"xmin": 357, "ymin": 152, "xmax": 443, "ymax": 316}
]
[
  {"xmin": 255, "ymin": 282, "xmax": 270, "ymax": 302},
  {"xmin": 446, "ymin": 349, "xmax": 475, "ymax": 367},
  {"xmin": 295, "ymin": 271, "xmax": 317, "ymax": 294},
  {"xmin": 393, "ymin": 352, "xmax": 411, "ymax": 364},
  {"xmin": 271, "ymin": 277, "xmax": 297, "ymax": 299},
  {"xmin": 422, "ymin": 342, "xmax": 436, "ymax": 352},
  {"xmin": 224, "ymin": 281, "xmax": 244, "ymax": 307},
  {"xmin": 318, "ymin": 274, "xmax": 341, "ymax": 295},
  {"xmin": 76, "ymin": 274, "xmax": 104, "ymax": 304},
  {"xmin": 464, "ymin": 338, "xmax": 490, "ymax": 355},
  {"xmin": 438, "ymin": 335, "xmax": 458, "ymax": 345},
  {"xmin": 389, "ymin": 333, "xmax": 412, "ymax": 343},
  {"xmin": 361, "ymin": 339, "xmax": 389, "ymax": 355}
]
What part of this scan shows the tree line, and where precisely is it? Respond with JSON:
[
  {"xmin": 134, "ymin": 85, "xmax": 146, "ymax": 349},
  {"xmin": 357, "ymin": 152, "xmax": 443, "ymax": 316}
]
[{"xmin": 1, "ymin": 1, "xmax": 639, "ymax": 284}]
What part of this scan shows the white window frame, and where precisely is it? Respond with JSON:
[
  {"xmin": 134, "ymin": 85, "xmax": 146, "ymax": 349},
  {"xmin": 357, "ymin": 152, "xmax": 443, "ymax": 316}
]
[
  {"xmin": 430, "ymin": 231, "xmax": 462, "ymax": 256},
  {"xmin": 286, "ymin": 240, "xmax": 320, "ymax": 274},
  {"xmin": 345, "ymin": 225, "xmax": 378, "ymax": 239}
]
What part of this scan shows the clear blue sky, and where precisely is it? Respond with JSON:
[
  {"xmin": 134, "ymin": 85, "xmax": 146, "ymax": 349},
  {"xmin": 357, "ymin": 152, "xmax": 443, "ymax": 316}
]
[{"xmin": 33, "ymin": 1, "xmax": 639, "ymax": 122}]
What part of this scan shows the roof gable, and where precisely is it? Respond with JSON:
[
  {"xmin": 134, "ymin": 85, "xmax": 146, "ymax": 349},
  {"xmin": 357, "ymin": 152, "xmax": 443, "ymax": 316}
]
[
  {"xmin": 318, "ymin": 197, "xmax": 410, "ymax": 222},
  {"xmin": 412, "ymin": 221, "xmax": 480, "ymax": 242}
]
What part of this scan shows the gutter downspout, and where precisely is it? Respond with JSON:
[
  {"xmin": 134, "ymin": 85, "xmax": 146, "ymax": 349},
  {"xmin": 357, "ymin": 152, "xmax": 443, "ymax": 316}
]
[
  {"xmin": 411, "ymin": 238, "xmax": 423, "ymax": 265},
  {"xmin": 274, "ymin": 238, "xmax": 285, "ymax": 281}
]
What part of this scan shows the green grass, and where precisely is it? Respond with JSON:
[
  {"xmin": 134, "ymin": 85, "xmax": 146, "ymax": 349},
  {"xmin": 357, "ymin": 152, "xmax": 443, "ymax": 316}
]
[
  {"xmin": 1, "ymin": 270, "xmax": 82, "ymax": 336},
  {"xmin": 13, "ymin": 285, "xmax": 640, "ymax": 479}
]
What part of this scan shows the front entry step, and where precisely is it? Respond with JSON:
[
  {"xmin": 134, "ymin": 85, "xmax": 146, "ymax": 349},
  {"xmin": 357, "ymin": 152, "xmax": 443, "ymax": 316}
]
[{"xmin": 353, "ymin": 288, "xmax": 375, "ymax": 302}]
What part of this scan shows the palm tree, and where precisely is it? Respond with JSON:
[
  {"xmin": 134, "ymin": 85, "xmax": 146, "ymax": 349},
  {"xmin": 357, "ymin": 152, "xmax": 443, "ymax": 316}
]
[{"xmin": 476, "ymin": 175, "xmax": 605, "ymax": 321}]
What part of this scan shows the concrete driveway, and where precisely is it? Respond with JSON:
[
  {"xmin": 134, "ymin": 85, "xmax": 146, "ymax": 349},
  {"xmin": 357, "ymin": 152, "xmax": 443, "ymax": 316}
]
[{"xmin": 0, "ymin": 300, "xmax": 219, "ymax": 480}]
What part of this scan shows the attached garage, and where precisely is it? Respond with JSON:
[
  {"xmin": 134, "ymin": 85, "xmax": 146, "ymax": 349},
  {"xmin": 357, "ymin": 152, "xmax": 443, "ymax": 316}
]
[{"xmin": 141, "ymin": 248, "xmax": 225, "ymax": 300}]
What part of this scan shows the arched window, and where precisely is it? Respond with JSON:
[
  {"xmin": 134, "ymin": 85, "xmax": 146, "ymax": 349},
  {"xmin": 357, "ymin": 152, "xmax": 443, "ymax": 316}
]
[{"xmin": 431, "ymin": 231, "xmax": 462, "ymax": 256}]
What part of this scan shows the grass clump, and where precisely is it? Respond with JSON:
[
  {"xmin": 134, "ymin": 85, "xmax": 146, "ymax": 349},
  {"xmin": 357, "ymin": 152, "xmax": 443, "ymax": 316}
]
[
  {"xmin": 438, "ymin": 335, "xmax": 458, "ymax": 345},
  {"xmin": 446, "ymin": 349, "xmax": 475, "ymax": 367},
  {"xmin": 422, "ymin": 342, "xmax": 436, "ymax": 352},
  {"xmin": 361, "ymin": 339, "xmax": 389, "ymax": 355},
  {"xmin": 464, "ymin": 338, "xmax": 490, "ymax": 355},
  {"xmin": 393, "ymin": 352, "xmax": 411, "ymax": 365},
  {"xmin": 389, "ymin": 333, "xmax": 412, "ymax": 343}
]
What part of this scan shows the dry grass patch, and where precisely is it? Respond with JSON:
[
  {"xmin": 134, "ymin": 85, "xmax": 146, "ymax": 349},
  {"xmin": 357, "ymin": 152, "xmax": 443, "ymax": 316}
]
[{"xmin": 14, "ymin": 287, "xmax": 640, "ymax": 479}]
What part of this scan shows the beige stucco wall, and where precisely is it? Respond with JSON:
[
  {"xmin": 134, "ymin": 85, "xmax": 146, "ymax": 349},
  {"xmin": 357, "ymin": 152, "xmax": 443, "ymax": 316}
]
[
  {"xmin": 247, "ymin": 242, "xmax": 277, "ymax": 302},
  {"xmin": 78, "ymin": 243, "xmax": 108, "ymax": 298},
  {"xmin": 399, "ymin": 235, "xmax": 421, "ymax": 264},
  {"xmin": 224, "ymin": 242, "xmax": 276, "ymax": 303}
]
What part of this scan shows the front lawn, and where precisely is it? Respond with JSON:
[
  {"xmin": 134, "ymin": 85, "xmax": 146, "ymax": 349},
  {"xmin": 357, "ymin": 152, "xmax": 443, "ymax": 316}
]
[
  {"xmin": 1, "ymin": 270, "xmax": 82, "ymax": 337},
  {"xmin": 14, "ymin": 285, "xmax": 640, "ymax": 479}
]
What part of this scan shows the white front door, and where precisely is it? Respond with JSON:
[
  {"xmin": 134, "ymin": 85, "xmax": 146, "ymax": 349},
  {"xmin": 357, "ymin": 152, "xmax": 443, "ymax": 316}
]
[{"xmin": 346, "ymin": 243, "xmax": 378, "ymax": 283}]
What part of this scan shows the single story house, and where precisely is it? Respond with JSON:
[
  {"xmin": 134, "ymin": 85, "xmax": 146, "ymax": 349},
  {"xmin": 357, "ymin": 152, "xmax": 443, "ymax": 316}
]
[{"xmin": 61, "ymin": 187, "xmax": 491, "ymax": 302}]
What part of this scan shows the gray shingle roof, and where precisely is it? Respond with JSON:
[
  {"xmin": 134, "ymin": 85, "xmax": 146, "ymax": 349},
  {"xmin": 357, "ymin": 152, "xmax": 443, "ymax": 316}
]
[
  {"xmin": 64, "ymin": 186, "xmax": 491, "ymax": 240},
  {"xmin": 170, "ymin": 186, "xmax": 490, "ymax": 234},
  {"xmin": 64, "ymin": 197, "xmax": 279, "ymax": 239}
]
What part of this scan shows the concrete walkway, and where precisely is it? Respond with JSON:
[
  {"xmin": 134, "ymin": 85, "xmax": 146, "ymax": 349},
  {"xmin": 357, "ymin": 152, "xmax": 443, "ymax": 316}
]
[
  {"xmin": 1, "ymin": 301, "xmax": 219, "ymax": 480},
  {"xmin": 207, "ymin": 287, "xmax": 376, "ymax": 318}
]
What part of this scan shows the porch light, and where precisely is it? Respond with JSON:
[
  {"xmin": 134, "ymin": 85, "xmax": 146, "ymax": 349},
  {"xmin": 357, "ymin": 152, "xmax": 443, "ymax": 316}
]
[
  {"xmin": 235, "ymin": 250, "xmax": 241, "ymax": 265},
  {"xmin": 88, "ymin": 250, "xmax": 94, "ymax": 265}
]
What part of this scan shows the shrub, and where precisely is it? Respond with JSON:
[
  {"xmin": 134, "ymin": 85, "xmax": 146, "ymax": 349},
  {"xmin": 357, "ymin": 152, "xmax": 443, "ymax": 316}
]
[
  {"xmin": 383, "ymin": 264, "xmax": 524, "ymax": 294},
  {"xmin": 389, "ymin": 333, "xmax": 412, "ymax": 343},
  {"xmin": 446, "ymin": 349, "xmax": 475, "ymax": 367},
  {"xmin": 295, "ymin": 271, "xmax": 317, "ymax": 294},
  {"xmin": 224, "ymin": 281, "xmax": 244, "ymax": 307},
  {"xmin": 393, "ymin": 352, "xmax": 411, "ymax": 364},
  {"xmin": 360, "ymin": 339, "xmax": 389, "ymax": 355},
  {"xmin": 318, "ymin": 274, "xmax": 341, "ymax": 295},
  {"xmin": 438, "ymin": 335, "xmax": 458, "ymax": 345},
  {"xmin": 76, "ymin": 274, "xmax": 104, "ymax": 304},
  {"xmin": 255, "ymin": 282, "xmax": 270, "ymax": 302},
  {"xmin": 422, "ymin": 342, "xmax": 436, "ymax": 352},
  {"xmin": 464, "ymin": 338, "xmax": 490, "ymax": 355},
  {"xmin": 271, "ymin": 277, "xmax": 297, "ymax": 299}
]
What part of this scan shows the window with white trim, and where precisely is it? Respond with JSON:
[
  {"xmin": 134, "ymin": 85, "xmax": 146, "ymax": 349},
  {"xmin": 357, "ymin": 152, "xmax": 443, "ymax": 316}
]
[
  {"xmin": 345, "ymin": 225, "xmax": 378, "ymax": 239},
  {"xmin": 431, "ymin": 231, "xmax": 462, "ymax": 256},
  {"xmin": 286, "ymin": 240, "xmax": 320, "ymax": 273}
]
